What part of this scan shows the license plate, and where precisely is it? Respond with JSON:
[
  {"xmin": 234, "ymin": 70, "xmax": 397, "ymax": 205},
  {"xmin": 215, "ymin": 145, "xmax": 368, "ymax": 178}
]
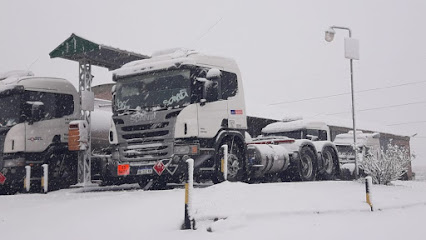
[{"xmin": 137, "ymin": 168, "xmax": 153, "ymax": 175}]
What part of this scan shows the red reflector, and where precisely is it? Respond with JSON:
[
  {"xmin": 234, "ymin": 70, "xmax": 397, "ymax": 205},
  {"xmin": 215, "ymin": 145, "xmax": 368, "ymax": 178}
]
[
  {"xmin": 117, "ymin": 164, "xmax": 130, "ymax": 176},
  {"xmin": 0, "ymin": 172, "xmax": 6, "ymax": 185},
  {"xmin": 69, "ymin": 124, "xmax": 79, "ymax": 129},
  {"xmin": 191, "ymin": 145, "xmax": 198, "ymax": 154}
]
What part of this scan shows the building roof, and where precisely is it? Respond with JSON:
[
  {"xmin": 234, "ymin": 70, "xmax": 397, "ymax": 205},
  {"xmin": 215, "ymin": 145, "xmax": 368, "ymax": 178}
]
[
  {"xmin": 49, "ymin": 33, "xmax": 150, "ymax": 70},
  {"xmin": 92, "ymin": 83, "xmax": 114, "ymax": 101}
]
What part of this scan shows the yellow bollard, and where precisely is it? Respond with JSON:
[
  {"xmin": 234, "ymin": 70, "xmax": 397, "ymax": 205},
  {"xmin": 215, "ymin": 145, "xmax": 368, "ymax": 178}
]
[
  {"xmin": 365, "ymin": 176, "xmax": 373, "ymax": 211},
  {"xmin": 183, "ymin": 159, "xmax": 195, "ymax": 230}
]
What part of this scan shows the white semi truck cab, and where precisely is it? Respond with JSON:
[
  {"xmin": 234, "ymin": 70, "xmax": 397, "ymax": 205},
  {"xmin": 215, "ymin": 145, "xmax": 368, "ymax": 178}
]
[
  {"xmin": 107, "ymin": 49, "xmax": 340, "ymax": 187},
  {"xmin": 107, "ymin": 49, "xmax": 247, "ymax": 186},
  {"xmin": 333, "ymin": 131, "xmax": 381, "ymax": 165},
  {"xmin": 0, "ymin": 71, "xmax": 81, "ymax": 193}
]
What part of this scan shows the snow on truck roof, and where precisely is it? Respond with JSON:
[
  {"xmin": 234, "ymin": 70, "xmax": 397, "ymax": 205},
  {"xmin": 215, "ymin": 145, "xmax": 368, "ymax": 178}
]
[
  {"xmin": 262, "ymin": 120, "xmax": 329, "ymax": 133},
  {"xmin": 0, "ymin": 71, "xmax": 77, "ymax": 95},
  {"xmin": 333, "ymin": 131, "xmax": 380, "ymax": 146},
  {"xmin": 0, "ymin": 70, "xmax": 34, "ymax": 85},
  {"xmin": 262, "ymin": 116, "xmax": 410, "ymax": 137},
  {"xmin": 113, "ymin": 49, "xmax": 240, "ymax": 79}
]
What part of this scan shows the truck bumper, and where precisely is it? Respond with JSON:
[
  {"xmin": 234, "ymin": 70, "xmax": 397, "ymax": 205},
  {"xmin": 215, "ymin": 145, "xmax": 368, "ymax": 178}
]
[
  {"xmin": 1, "ymin": 155, "xmax": 44, "ymax": 188},
  {"xmin": 0, "ymin": 166, "xmax": 26, "ymax": 188},
  {"xmin": 107, "ymin": 152, "xmax": 214, "ymax": 181}
]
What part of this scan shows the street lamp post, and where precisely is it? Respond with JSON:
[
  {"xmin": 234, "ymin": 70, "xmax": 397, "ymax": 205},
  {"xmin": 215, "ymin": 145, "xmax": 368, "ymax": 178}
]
[{"xmin": 325, "ymin": 26, "xmax": 360, "ymax": 178}]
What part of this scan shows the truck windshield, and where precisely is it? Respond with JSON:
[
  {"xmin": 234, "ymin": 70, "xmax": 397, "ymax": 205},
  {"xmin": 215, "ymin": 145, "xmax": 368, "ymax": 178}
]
[
  {"xmin": 0, "ymin": 93, "xmax": 22, "ymax": 127},
  {"xmin": 114, "ymin": 69, "xmax": 191, "ymax": 113},
  {"xmin": 336, "ymin": 145, "xmax": 356, "ymax": 156},
  {"xmin": 265, "ymin": 130, "xmax": 304, "ymax": 139}
]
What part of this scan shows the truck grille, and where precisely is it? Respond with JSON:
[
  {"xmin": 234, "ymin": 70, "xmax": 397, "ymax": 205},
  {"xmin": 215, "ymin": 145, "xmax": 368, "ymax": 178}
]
[
  {"xmin": 122, "ymin": 130, "xmax": 169, "ymax": 140},
  {"xmin": 0, "ymin": 133, "xmax": 6, "ymax": 169},
  {"xmin": 114, "ymin": 110, "xmax": 178, "ymax": 162}
]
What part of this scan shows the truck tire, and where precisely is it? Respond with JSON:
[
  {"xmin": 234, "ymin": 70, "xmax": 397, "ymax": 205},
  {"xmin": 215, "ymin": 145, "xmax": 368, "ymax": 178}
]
[
  {"xmin": 318, "ymin": 147, "xmax": 338, "ymax": 180},
  {"xmin": 212, "ymin": 137, "xmax": 245, "ymax": 183},
  {"xmin": 48, "ymin": 150, "xmax": 77, "ymax": 190},
  {"xmin": 296, "ymin": 146, "xmax": 317, "ymax": 181}
]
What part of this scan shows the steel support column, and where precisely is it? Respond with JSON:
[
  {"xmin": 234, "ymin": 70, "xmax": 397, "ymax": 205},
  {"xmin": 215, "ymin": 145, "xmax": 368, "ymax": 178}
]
[{"xmin": 78, "ymin": 60, "xmax": 92, "ymax": 185}]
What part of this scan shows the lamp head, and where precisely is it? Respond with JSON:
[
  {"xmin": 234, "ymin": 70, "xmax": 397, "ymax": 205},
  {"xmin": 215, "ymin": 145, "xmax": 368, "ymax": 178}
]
[{"xmin": 325, "ymin": 28, "xmax": 335, "ymax": 42}]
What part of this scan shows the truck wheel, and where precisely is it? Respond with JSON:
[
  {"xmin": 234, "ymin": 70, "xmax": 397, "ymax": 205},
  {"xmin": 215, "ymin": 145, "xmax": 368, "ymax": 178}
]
[
  {"xmin": 296, "ymin": 146, "xmax": 317, "ymax": 181},
  {"xmin": 212, "ymin": 137, "xmax": 245, "ymax": 183},
  {"xmin": 48, "ymin": 151, "xmax": 77, "ymax": 190},
  {"xmin": 318, "ymin": 147, "xmax": 338, "ymax": 180}
]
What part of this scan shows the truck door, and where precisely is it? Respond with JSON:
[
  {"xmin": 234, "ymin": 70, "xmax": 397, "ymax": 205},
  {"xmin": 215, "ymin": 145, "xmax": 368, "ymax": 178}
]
[
  {"xmin": 222, "ymin": 71, "xmax": 246, "ymax": 130},
  {"xmin": 24, "ymin": 91, "xmax": 72, "ymax": 153},
  {"xmin": 197, "ymin": 72, "xmax": 228, "ymax": 138}
]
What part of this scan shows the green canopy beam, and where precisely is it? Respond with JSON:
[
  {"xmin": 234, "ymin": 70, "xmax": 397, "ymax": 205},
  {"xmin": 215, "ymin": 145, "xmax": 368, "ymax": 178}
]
[
  {"xmin": 49, "ymin": 33, "xmax": 149, "ymax": 70},
  {"xmin": 49, "ymin": 33, "xmax": 149, "ymax": 185}
]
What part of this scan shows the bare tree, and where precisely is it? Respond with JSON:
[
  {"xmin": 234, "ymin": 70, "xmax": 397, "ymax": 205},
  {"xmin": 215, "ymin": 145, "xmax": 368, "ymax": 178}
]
[{"xmin": 360, "ymin": 142, "xmax": 413, "ymax": 185}]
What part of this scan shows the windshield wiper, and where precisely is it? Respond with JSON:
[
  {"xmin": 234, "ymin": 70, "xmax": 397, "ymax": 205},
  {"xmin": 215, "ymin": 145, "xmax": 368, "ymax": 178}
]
[
  {"xmin": 116, "ymin": 108, "xmax": 140, "ymax": 115},
  {"xmin": 151, "ymin": 104, "xmax": 170, "ymax": 112}
]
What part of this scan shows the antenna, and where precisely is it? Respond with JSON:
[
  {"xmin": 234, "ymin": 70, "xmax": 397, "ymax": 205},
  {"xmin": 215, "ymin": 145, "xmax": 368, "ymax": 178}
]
[{"xmin": 27, "ymin": 57, "xmax": 40, "ymax": 71}]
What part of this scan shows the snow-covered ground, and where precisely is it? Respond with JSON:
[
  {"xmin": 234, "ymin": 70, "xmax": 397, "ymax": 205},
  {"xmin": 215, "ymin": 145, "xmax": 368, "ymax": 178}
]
[{"xmin": 1, "ymin": 171, "xmax": 426, "ymax": 240}]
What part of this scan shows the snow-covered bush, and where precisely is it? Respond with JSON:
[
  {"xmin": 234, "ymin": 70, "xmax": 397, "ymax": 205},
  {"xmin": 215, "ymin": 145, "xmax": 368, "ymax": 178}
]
[{"xmin": 360, "ymin": 142, "xmax": 413, "ymax": 185}]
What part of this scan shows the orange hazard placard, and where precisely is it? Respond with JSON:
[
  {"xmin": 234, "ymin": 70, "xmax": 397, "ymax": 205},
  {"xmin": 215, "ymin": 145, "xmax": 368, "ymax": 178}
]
[
  {"xmin": 68, "ymin": 127, "xmax": 80, "ymax": 151},
  {"xmin": 117, "ymin": 164, "xmax": 130, "ymax": 176}
]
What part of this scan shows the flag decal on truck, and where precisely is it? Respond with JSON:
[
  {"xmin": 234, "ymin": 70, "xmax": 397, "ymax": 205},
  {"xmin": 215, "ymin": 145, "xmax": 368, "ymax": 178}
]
[{"xmin": 230, "ymin": 110, "xmax": 243, "ymax": 115}]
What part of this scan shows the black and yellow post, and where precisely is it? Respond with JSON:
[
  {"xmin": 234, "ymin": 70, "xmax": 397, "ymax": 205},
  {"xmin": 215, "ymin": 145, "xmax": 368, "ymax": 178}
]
[
  {"xmin": 183, "ymin": 182, "xmax": 191, "ymax": 229},
  {"xmin": 365, "ymin": 176, "xmax": 373, "ymax": 211},
  {"xmin": 182, "ymin": 158, "xmax": 195, "ymax": 230}
]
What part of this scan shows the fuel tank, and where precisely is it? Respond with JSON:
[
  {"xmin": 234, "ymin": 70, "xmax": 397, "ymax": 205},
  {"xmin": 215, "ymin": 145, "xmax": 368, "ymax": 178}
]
[
  {"xmin": 90, "ymin": 100, "xmax": 112, "ymax": 153},
  {"xmin": 247, "ymin": 144, "xmax": 290, "ymax": 176}
]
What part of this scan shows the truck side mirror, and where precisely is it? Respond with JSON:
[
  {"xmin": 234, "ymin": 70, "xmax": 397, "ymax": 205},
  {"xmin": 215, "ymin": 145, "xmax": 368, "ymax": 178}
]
[
  {"xmin": 306, "ymin": 134, "xmax": 319, "ymax": 141},
  {"xmin": 206, "ymin": 68, "xmax": 221, "ymax": 80},
  {"xmin": 196, "ymin": 76, "xmax": 219, "ymax": 105},
  {"xmin": 27, "ymin": 101, "xmax": 45, "ymax": 125}
]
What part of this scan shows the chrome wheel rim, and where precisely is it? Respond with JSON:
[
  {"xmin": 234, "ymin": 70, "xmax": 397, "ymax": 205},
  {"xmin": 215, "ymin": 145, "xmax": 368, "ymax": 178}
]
[
  {"xmin": 227, "ymin": 153, "xmax": 240, "ymax": 179},
  {"xmin": 301, "ymin": 155, "xmax": 313, "ymax": 178},
  {"xmin": 323, "ymin": 151, "xmax": 334, "ymax": 174}
]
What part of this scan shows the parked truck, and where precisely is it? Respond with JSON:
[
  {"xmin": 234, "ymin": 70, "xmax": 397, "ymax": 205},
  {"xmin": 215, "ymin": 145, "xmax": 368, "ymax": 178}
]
[
  {"xmin": 0, "ymin": 50, "xmax": 341, "ymax": 193},
  {"xmin": 0, "ymin": 71, "xmax": 111, "ymax": 194},
  {"xmin": 333, "ymin": 130, "xmax": 380, "ymax": 177},
  {"xmin": 104, "ymin": 49, "xmax": 340, "ymax": 188}
]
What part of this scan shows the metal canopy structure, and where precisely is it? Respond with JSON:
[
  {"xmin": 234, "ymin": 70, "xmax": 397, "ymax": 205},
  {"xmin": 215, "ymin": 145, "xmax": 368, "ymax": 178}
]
[
  {"xmin": 49, "ymin": 33, "xmax": 149, "ymax": 185},
  {"xmin": 49, "ymin": 33, "xmax": 149, "ymax": 70}
]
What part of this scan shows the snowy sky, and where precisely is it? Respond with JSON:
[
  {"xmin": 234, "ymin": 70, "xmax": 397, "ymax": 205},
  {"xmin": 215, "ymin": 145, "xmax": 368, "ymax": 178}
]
[{"xmin": 1, "ymin": 0, "xmax": 425, "ymax": 166}]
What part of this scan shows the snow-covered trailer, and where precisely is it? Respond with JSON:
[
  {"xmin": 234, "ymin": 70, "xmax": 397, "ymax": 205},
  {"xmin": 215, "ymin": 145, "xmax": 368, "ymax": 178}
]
[{"xmin": 262, "ymin": 118, "xmax": 412, "ymax": 179}]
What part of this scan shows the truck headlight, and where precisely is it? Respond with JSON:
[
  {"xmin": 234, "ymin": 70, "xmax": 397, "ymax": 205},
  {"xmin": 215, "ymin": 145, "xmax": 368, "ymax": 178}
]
[
  {"xmin": 112, "ymin": 150, "xmax": 120, "ymax": 160},
  {"xmin": 174, "ymin": 144, "xmax": 199, "ymax": 155},
  {"xmin": 4, "ymin": 158, "xmax": 26, "ymax": 167}
]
